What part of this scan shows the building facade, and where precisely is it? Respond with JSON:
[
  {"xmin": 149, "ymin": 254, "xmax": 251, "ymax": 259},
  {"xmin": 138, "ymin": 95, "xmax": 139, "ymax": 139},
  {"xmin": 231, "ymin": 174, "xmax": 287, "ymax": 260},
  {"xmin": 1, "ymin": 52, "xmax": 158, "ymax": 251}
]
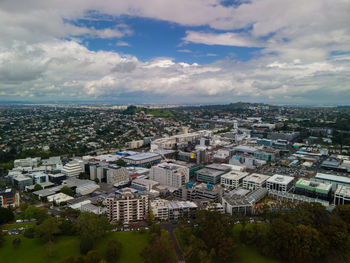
[
  {"xmin": 149, "ymin": 162, "xmax": 189, "ymax": 188},
  {"xmin": 105, "ymin": 190, "xmax": 149, "ymax": 223}
]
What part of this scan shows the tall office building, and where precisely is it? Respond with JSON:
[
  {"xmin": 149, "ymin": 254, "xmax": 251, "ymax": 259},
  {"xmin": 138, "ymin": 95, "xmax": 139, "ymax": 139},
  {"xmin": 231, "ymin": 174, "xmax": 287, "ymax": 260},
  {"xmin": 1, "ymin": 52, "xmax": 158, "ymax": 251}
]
[{"xmin": 149, "ymin": 162, "xmax": 189, "ymax": 188}]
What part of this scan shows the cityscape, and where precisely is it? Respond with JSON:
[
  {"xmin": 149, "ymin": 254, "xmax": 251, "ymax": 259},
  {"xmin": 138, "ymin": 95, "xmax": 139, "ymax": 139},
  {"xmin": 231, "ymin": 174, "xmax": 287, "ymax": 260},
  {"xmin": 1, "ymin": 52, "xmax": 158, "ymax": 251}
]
[{"xmin": 1, "ymin": 1, "xmax": 350, "ymax": 263}]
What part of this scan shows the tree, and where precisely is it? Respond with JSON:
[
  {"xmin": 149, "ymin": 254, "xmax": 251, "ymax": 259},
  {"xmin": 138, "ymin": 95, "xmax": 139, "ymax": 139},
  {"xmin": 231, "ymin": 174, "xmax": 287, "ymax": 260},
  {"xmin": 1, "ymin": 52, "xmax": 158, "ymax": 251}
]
[
  {"xmin": 23, "ymin": 227, "xmax": 35, "ymax": 238},
  {"xmin": 35, "ymin": 217, "xmax": 60, "ymax": 242},
  {"xmin": 85, "ymin": 250, "xmax": 101, "ymax": 263},
  {"xmin": 44, "ymin": 240, "xmax": 55, "ymax": 257},
  {"xmin": 0, "ymin": 207, "xmax": 14, "ymax": 224},
  {"xmin": 116, "ymin": 159, "xmax": 126, "ymax": 167},
  {"xmin": 106, "ymin": 240, "xmax": 123, "ymax": 263},
  {"xmin": 141, "ymin": 235, "xmax": 177, "ymax": 263},
  {"xmin": 12, "ymin": 237, "xmax": 21, "ymax": 249},
  {"xmin": 80, "ymin": 237, "xmax": 94, "ymax": 255},
  {"xmin": 0, "ymin": 234, "xmax": 4, "ymax": 248},
  {"xmin": 78, "ymin": 212, "xmax": 112, "ymax": 253},
  {"xmin": 61, "ymin": 186, "xmax": 74, "ymax": 197},
  {"xmin": 34, "ymin": 184, "xmax": 43, "ymax": 191},
  {"xmin": 24, "ymin": 205, "xmax": 40, "ymax": 219}
]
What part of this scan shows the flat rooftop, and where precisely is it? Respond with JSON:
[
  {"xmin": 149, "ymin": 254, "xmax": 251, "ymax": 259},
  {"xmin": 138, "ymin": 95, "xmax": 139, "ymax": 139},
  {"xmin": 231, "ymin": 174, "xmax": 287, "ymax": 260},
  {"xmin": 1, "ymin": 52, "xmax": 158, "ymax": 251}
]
[
  {"xmin": 315, "ymin": 173, "xmax": 350, "ymax": 184},
  {"xmin": 296, "ymin": 178, "xmax": 332, "ymax": 192},
  {"xmin": 195, "ymin": 168, "xmax": 224, "ymax": 177},
  {"xmin": 267, "ymin": 174, "xmax": 294, "ymax": 185},
  {"xmin": 123, "ymin": 152, "xmax": 161, "ymax": 161},
  {"xmin": 205, "ymin": 163, "xmax": 231, "ymax": 171},
  {"xmin": 244, "ymin": 173, "xmax": 270, "ymax": 184},
  {"xmin": 221, "ymin": 171, "xmax": 249, "ymax": 180},
  {"xmin": 335, "ymin": 185, "xmax": 350, "ymax": 197}
]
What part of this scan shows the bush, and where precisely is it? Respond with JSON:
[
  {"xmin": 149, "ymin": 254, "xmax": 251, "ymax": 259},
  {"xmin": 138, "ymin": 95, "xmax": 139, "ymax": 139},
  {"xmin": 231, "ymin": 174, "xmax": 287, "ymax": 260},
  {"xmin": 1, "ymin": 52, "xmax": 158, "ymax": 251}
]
[
  {"xmin": 106, "ymin": 240, "xmax": 123, "ymax": 263},
  {"xmin": 0, "ymin": 207, "xmax": 14, "ymax": 224},
  {"xmin": 80, "ymin": 237, "xmax": 94, "ymax": 254},
  {"xmin": 23, "ymin": 227, "xmax": 35, "ymax": 238}
]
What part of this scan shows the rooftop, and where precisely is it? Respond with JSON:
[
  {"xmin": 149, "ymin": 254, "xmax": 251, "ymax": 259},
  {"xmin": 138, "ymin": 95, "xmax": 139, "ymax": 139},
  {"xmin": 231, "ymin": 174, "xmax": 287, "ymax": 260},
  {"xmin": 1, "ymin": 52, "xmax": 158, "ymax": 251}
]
[
  {"xmin": 267, "ymin": 174, "xmax": 294, "ymax": 185},
  {"xmin": 315, "ymin": 173, "xmax": 350, "ymax": 184},
  {"xmin": 123, "ymin": 152, "xmax": 161, "ymax": 161},
  {"xmin": 244, "ymin": 173, "xmax": 270, "ymax": 184},
  {"xmin": 221, "ymin": 171, "xmax": 249, "ymax": 180}
]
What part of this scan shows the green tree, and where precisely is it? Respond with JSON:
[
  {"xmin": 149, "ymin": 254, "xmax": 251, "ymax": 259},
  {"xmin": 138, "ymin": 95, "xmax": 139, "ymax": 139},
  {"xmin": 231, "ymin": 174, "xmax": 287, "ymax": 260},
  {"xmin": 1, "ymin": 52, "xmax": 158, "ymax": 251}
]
[
  {"xmin": 141, "ymin": 235, "xmax": 177, "ymax": 263},
  {"xmin": 35, "ymin": 217, "xmax": 61, "ymax": 242},
  {"xmin": 0, "ymin": 207, "xmax": 14, "ymax": 224},
  {"xmin": 106, "ymin": 240, "xmax": 123, "ymax": 263},
  {"xmin": 61, "ymin": 186, "xmax": 74, "ymax": 197},
  {"xmin": 34, "ymin": 184, "xmax": 43, "ymax": 191},
  {"xmin": 85, "ymin": 250, "xmax": 101, "ymax": 263},
  {"xmin": 116, "ymin": 159, "xmax": 126, "ymax": 167},
  {"xmin": 12, "ymin": 237, "xmax": 21, "ymax": 249}
]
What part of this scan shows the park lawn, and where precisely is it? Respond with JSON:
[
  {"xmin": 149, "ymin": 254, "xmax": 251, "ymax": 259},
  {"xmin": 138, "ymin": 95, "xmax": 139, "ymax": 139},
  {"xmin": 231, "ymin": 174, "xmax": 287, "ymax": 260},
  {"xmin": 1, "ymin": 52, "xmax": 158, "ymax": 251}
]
[
  {"xmin": 0, "ymin": 235, "xmax": 80, "ymax": 263},
  {"xmin": 0, "ymin": 231, "xmax": 150, "ymax": 263}
]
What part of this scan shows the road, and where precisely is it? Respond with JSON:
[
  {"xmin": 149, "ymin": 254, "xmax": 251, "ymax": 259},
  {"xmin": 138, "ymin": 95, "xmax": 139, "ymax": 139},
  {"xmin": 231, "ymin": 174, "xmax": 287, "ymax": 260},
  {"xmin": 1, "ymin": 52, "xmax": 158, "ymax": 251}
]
[{"xmin": 161, "ymin": 223, "xmax": 185, "ymax": 263}]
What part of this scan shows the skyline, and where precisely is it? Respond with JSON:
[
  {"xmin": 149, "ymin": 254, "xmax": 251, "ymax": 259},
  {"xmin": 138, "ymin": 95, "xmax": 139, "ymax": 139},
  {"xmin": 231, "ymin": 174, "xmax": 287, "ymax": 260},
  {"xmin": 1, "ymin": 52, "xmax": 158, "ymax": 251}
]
[{"xmin": 0, "ymin": 0, "xmax": 350, "ymax": 104}]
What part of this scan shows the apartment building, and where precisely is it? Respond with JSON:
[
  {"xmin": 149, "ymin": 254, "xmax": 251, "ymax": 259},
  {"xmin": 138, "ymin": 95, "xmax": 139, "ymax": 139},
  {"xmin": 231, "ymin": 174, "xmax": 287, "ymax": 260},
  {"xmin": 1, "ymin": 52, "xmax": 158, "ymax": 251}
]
[{"xmin": 105, "ymin": 189, "xmax": 149, "ymax": 223}]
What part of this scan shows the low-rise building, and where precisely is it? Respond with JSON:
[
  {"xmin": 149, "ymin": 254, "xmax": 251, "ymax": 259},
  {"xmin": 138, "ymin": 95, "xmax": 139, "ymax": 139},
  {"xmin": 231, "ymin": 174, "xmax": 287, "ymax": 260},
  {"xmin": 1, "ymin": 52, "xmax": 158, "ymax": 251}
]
[
  {"xmin": 220, "ymin": 171, "xmax": 249, "ymax": 189},
  {"xmin": 334, "ymin": 185, "xmax": 350, "ymax": 205},
  {"xmin": 0, "ymin": 188, "xmax": 20, "ymax": 208},
  {"xmin": 222, "ymin": 188, "xmax": 267, "ymax": 216},
  {"xmin": 62, "ymin": 161, "xmax": 83, "ymax": 177},
  {"xmin": 266, "ymin": 174, "xmax": 294, "ymax": 193},
  {"xmin": 295, "ymin": 178, "xmax": 332, "ymax": 201},
  {"xmin": 122, "ymin": 152, "xmax": 162, "ymax": 167},
  {"xmin": 174, "ymin": 183, "xmax": 222, "ymax": 203},
  {"xmin": 150, "ymin": 199, "xmax": 198, "ymax": 221},
  {"xmin": 243, "ymin": 173, "xmax": 270, "ymax": 190}
]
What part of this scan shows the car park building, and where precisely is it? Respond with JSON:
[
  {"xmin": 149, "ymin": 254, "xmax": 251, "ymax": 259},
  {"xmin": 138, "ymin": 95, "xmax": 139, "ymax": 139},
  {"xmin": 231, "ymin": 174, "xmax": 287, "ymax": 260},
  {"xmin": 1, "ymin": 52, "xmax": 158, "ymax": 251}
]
[
  {"xmin": 243, "ymin": 173, "xmax": 270, "ymax": 190},
  {"xmin": 266, "ymin": 174, "xmax": 294, "ymax": 193}
]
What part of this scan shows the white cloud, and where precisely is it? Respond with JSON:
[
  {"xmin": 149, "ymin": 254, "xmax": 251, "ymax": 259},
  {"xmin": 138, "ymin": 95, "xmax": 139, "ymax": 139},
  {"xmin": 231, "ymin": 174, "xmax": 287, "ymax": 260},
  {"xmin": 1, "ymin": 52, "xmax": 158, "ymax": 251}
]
[
  {"xmin": 0, "ymin": 0, "xmax": 349, "ymax": 104},
  {"xmin": 116, "ymin": 41, "xmax": 130, "ymax": 47},
  {"xmin": 183, "ymin": 31, "xmax": 262, "ymax": 47}
]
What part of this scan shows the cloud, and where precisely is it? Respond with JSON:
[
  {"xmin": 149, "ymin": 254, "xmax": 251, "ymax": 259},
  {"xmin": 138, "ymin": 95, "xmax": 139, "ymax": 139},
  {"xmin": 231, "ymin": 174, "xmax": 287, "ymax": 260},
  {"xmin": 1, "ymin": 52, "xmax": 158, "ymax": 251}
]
[
  {"xmin": 0, "ymin": 0, "xmax": 349, "ymax": 104},
  {"xmin": 177, "ymin": 49, "xmax": 192, "ymax": 53},
  {"xmin": 116, "ymin": 41, "xmax": 130, "ymax": 47},
  {"xmin": 183, "ymin": 31, "xmax": 262, "ymax": 47}
]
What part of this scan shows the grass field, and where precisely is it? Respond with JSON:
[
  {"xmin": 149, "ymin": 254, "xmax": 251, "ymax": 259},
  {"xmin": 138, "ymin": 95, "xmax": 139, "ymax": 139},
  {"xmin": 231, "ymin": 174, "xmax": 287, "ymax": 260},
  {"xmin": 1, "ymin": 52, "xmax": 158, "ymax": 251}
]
[{"xmin": 0, "ymin": 231, "xmax": 149, "ymax": 263}]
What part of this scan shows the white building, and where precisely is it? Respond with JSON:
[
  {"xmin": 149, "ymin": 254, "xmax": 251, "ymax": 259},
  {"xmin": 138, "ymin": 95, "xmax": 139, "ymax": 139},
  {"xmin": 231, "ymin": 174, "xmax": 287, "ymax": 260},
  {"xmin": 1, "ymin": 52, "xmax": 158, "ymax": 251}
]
[
  {"xmin": 221, "ymin": 171, "xmax": 249, "ymax": 189},
  {"xmin": 149, "ymin": 162, "xmax": 189, "ymax": 188},
  {"xmin": 243, "ymin": 173, "xmax": 270, "ymax": 190},
  {"xmin": 47, "ymin": 193, "xmax": 74, "ymax": 204},
  {"xmin": 150, "ymin": 199, "xmax": 198, "ymax": 221},
  {"xmin": 266, "ymin": 174, "xmax": 294, "ymax": 192},
  {"xmin": 334, "ymin": 185, "xmax": 350, "ymax": 205},
  {"xmin": 105, "ymin": 190, "xmax": 149, "ymax": 223},
  {"xmin": 106, "ymin": 166, "xmax": 129, "ymax": 185},
  {"xmin": 14, "ymin": 157, "xmax": 39, "ymax": 168},
  {"xmin": 62, "ymin": 161, "xmax": 83, "ymax": 177},
  {"xmin": 127, "ymin": 140, "xmax": 144, "ymax": 149}
]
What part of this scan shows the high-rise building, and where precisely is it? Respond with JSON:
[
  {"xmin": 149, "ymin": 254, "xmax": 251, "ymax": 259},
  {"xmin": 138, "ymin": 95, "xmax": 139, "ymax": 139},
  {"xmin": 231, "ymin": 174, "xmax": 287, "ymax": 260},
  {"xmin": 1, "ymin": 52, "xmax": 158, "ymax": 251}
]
[
  {"xmin": 105, "ymin": 189, "xmax": 149, "ymax": 223},
  {"xmin": 149, "ymin": 162, "xmax": 189, "ymax": 188}
]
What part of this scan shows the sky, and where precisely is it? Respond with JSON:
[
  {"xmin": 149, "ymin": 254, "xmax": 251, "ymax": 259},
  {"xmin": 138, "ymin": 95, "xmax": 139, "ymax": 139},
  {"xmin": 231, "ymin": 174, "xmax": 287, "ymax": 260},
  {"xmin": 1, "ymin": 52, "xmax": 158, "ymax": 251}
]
[{"xmin": 0, "ymin": 0, "xmax": 350, "ymax": 105}]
